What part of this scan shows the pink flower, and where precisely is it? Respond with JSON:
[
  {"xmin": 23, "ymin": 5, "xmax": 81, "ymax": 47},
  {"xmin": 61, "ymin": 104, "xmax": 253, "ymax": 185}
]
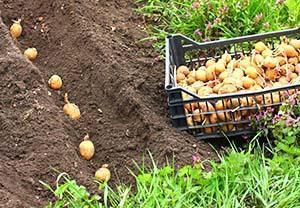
[
  {"xmin": 192, "ymin": 154, "xmax": 201, "ymax": 164},
  {"xmin": 276, "ymin": 0, "xmax": 285, "ymax": 5},
  {"xmin": 206, "ymin": 22, "xmax": 212, "ymax": 30},
  {"xmin": 285, "ymin": 117, "xmax": 299, "ymax": 126},
  {"xmin": 192, "ymin": 1, "xmax": 200, "ymax": 9},
  {"xmin": 214, "ymin": 17, "xmax": 221, "ymax": 24},
  {"xmin": 194, "ymin": 29, "xmax": 203, "ymax": 36},
  {"xmin": 242, "ymin": 135, "xmax": 249, "ymax": 140}
]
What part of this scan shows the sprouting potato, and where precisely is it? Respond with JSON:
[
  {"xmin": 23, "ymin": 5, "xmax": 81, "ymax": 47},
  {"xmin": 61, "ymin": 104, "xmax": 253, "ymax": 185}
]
[
  {"xmin": 215, "ymin": 100, "xmax": 226, "ymax": 111},
  {"xmin": 10, "ymin": 19, "xmax": 22, "ymax": 39},
  {"xmin": 192, "ymin": 109, "xmax": 204, "ymax": 122},
  {"xmin": 254, "ymin": 54, "xmax": 264, "ymax": 65},
  {"xmin": 288, "ymin": 57, "xmax": 299, "ymax": 65},
  {"xmin": 63, "ymin": 93, "xmax": 81, "ymax": 120},
  {"xmin": 262, "ymin": 49, "xmax": 273, "ymax": 58},
  {"xmin": 278, "ymin": 76, "xmax": 289, "ymax": 85},
  {"xmin": 227, "ymin": 59, "xmax": 239, "ymax": 69},
  {"xmin": 206, "ymin": 65, "xmax": 216, "ymax": 81},
  {"xmin": 191, "ymin": 81, "xmax": 204, "ymax": 91},
  {"xmin": 290, "ymin": 39, "xmax": 300, "ymax": 49},
  {"xmin": 280, "ymin": 64, "xmax": 295, "ymax": 75},
  {"xmin": 226, "ymin": 98, "xmax": 240, "ymax": 108},
  {"xmin": 187, "ymin": 76, "xmax": 196, "ymax": 85},
  {"xmin": 223, "ymin": 77, "xmax": 243, "ymax": 88},
  {"xmin": 206, "ymin": 59, "xmax": 216, "ymax": 68},
  {"xmin": 245, "ymin": 66, "xmax": 258, "ymax": 79},
  {"xmin": 265, "ymin": 69, "xmax": 279, "ymax": 81},
  {"xmin": 186, "ymin": 116, "xmax": 194, "ymax": 126},
  {"xmin": 24, "ymin": 48, "xmax": 38, "ymax": 61},
  {"xmin": 218, "ymin": 84, "xmax": 238, "ymax": 94},
  {"xmin": 195, "ymin": 69, "xmax": 207, "ymax": 82},
  {"xmin": 206, "ymin": 64, "xmax": 216, "ymax": 73},
  {"xmin": 176, "ymin": 73, "xmax": 185, "ymax": 83},
  {"xmin": 263, "ymin": 57, "xmax": 277, "ymax": 68},
  {"xmin": 217, "ymin": 111, "xmax": 231, "ymax": 122},
  {"xmin": 239, "ymin": 59, "xmax": 251, "ymax": 69},
  {"xmin": 255, "ymin": 41, "xmax": 267, "ymax": 53},
  {"xmin": 282, "ymin": 44, "xmax": 298, "ymax": 57},
  {"xmin": 198, "ymin": 102, "xmax": 215, "ymax": 112},
  {"xmin": 291, "ymin": 76, "xmax": 300, "ymax": 84},
  {"xmin": 290, "ymin": 73, "xmax": 298, "ymax": 80},
  {"xmin": 242, "ymin": 77, "xmax": 255, "ymax": 89},
  {"xmin": 95, "ymin": 164, "xmax": 111, "ymax": 182},
  {"xmin": 215, "ymin": 61, "xmax": 226, "ymax": 74},
  {"xmin": 177, "ymin": 65, "xmax": 190, "ymax": 75},
  {"xmin": 209, "ymin": 113, "xmax": 218, "ymax": 124},
  {"xmin": 79, "ymin": 134, "xmax": 94, "ymax": 160},
  {"xmin": 198, "ymin": 86, "xmax": 213, "ymax": 96},
  {"xmin": 222, "ymin": 51, "xmax": 232, "ymax": 63},
  {"xmin": 184, "ymin": 103, "xmax": 193, "ymax": 112},
  {"xmin": 275, "ymin": 56, "xmax": 287, "ymax": 66},
  {"xmin": 232, "ymin": 68, "xmax": 244, "ymax": 78},
  {"xmin": 213, "ymin": 83, "xmax": 223, "ymax": 93},
  {"xmin": 188, "ymin": 70, "xmax": 196, "ymax": 78},
  {"xmin": 219, "ymin": 71, "xmax": 230, "ymax": 81}
]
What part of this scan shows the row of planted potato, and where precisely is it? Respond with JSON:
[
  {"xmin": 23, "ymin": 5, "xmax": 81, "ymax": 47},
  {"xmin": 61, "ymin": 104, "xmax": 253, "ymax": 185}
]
[
  {"xmin": 10, "ymin": 19, "xmax": 110, "ymax": 181},
  {"xmin": 175, "ymin": 37, "xmax": 300, "ymax": 133}
]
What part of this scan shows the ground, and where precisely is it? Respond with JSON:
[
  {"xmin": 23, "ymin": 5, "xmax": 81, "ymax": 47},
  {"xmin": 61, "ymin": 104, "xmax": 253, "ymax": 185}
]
[{"xmin": 0, "ymin": 0, "xmax": 215, "ymax": 207}]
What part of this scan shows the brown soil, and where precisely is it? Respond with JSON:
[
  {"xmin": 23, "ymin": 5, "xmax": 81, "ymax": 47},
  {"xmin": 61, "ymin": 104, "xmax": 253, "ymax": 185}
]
[{"xmin": 0, "ymin": 0, "xmax": 216, "ymax": 207}]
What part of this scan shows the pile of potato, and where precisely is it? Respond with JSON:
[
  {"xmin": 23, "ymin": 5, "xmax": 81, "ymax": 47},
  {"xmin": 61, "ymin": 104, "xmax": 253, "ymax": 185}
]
[{"xmin": 176, "ymin": 38, "xmax": 300, "ymax": 133}]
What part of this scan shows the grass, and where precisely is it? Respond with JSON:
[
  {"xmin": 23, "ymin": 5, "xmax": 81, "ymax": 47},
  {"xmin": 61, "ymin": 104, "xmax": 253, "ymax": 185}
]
[
  {"xmin": 42, "ymin": 141, "xmax": 300, "ymax": 208},
  {"xmin": 136, "ymin": 0, "xmax": 300, "ymax": 51},
  {"xmin": 40, "ymin": 173, "xmax": 102, "ymax": 208}
]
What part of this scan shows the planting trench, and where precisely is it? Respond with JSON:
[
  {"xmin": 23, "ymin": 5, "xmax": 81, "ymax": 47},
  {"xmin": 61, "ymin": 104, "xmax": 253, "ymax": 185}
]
[{"xmin": 0, "ymin": 0, "xmax": 216, "ymax": 206}]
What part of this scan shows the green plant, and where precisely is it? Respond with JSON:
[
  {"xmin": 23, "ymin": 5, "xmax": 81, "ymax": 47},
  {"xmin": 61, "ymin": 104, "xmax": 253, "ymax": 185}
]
[
  {"xmin": 252, "ymin": 92, "xmax": 300, "ymax": 157},
  {"xmin": 40, "ymin": 173, "xmax": 103, "ymax": 208},
  {"xmin": 136, "ymin": 0, "xmax": 300, "ymax": 52},
  {"xmin": 43, "ymin": 145, "xmax": 300, "ymax": 207}
]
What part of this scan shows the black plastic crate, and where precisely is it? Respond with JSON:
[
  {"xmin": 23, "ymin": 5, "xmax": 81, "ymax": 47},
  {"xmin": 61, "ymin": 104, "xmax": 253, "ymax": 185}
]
[{"xmin": 165, "ymin": 27, "xmax": 300, "ymax": 139}]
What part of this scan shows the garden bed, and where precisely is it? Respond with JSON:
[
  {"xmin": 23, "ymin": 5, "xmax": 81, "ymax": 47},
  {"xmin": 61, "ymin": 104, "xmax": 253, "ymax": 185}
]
[{"xmin": 0, "ymin": 0, "xmax": 216, "ymax": 206}]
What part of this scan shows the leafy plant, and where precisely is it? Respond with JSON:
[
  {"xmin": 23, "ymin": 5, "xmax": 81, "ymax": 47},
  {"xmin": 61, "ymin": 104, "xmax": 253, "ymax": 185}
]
[
  {"xmin": 252, "ymin": 92, "xmax": 300, "ymax": 156},
  {"xmin": 40, "ymin": 173, "xmax": 103, "ymax": 208}
]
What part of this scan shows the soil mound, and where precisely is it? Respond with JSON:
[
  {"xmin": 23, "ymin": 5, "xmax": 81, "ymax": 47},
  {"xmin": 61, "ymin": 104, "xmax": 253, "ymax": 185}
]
[{"xmin": 0, "ymin": 1, "xmax": 215, "ymax": 206}]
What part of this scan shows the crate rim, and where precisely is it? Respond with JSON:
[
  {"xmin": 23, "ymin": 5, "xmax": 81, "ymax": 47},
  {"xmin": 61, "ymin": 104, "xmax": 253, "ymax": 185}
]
[
  {"xmin": 166, "ymin": 27, "xmax": 300, "ymax": 50},
  {"xmin": 165, "ymin": 27, "xmax": 300, "ymax": 100}
]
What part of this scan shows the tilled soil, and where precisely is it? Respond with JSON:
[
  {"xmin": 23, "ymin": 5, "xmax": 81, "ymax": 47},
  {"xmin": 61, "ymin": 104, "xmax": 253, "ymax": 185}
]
[{"xmin": 0, "ymin": 0, "xmax": 216, "ymax": 207}]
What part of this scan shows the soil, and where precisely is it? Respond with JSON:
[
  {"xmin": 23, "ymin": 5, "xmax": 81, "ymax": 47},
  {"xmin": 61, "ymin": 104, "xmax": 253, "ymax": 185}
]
[{"xmin": 0, "ymin": 0, "xmax": 216, "ymax": 207}]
